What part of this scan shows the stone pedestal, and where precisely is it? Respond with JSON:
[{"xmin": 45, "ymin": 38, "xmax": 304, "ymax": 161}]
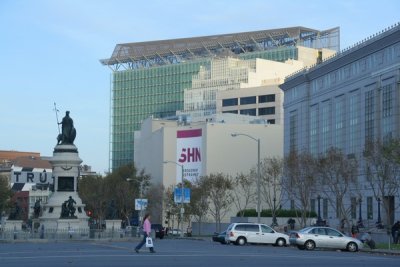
[
  {"xmin": 105, "ymin": 220, "xmax": 122, "ymax": 231},
  {"xmin": 4, "ymin": 220, "xmax": 23, "ymax": 231},
  {"xmin": 39, "ymin": 144, "xmax": 89, "ymax": 231}
]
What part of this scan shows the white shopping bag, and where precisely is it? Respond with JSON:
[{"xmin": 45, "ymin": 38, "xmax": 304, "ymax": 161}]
[{"xmin": 145, "ymin": 237, "xmax": 154, "ymax": 248}]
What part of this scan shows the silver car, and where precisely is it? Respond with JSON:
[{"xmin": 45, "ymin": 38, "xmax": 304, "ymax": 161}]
[
  {"xmin": 225, "ymin": 223, "xmax": 289, "ymax": 246},
  {"xmin": 289, "ymin": 226, "xmax": 363, "ymax": 252}
]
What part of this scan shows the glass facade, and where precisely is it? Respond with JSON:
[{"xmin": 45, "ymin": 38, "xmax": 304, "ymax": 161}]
[
  {"xmin": 259, "ymin": 94, "xmax": 275, "ymax": 103},
  {"xmin": 289, "ymin": 112, "xmax": 297, "ymax": 152},
  {"xmin": 382, "ymin": 84, "xmax": 394, "ymax": 140},
  {"xmin": 348, "ymin": 90, "xmax": 360, "ymax": 155},
  {"xmin": 111, "ymin": 59, "xmax": 207, "ymax": 169},
  {"xmin": 321, "ymin": 101, "xmax": 331, "ymax": 153},
  {"xmin": 364, "ymin": 89, "xmax": 375, "ymax": 141},
  {"xmin": 334, "ymin": 96, "xmax": 345, "ymax": 150},
  {"xmin": 310, "ymin": 105, "xmax": 318, "ymax": 155}
]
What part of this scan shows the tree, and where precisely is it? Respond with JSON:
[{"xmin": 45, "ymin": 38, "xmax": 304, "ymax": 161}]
[
  {"xmin": 364, "ymin": 139, "xmax": 400, "ymax": 226},
  {"xmin": 104, "ymin": 163, "xmax": 150, "ymax": 225},
  {"xmin": 231, "ymin": 173, "xmax": 255, "ymax": 217},
  {"xmin": 317, "ymin": 147, "xmax": 358, "ymax": 232},
  {"xmin": 282, "ymin": 150, "xmax": 318, "ymax": 227},
  {"xmin": 198, "ymin": 173, "xmax": 233, "ymax": 232},
  {"xmin": 163, "ymin": 185, "xmax": 180, "ymax": 231},
  {"xmin": 0, "ymin": 175, "xmax": 12, "ymax": 216},
  {"xmin": 188, "ymin": 179, "xmax": 210, "ymax": 235},
  {"xmin": 79, "ymin": 175, "xmax": 107, "ymax": 227},
  {"xmin": 78, "ymin": 163, "xmax": 152, "ymax": 227},
  {"xmin": 259, "ymin": 157, "xmax": 284, "ymax": 226},
  {"xmin": 146, "ymin": 182, "xmax": 164, "ymax": 224}
]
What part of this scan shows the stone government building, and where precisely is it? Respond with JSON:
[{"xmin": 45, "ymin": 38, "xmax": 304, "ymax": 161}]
[{"xmin": 280, "ymin": 23, "xmax": 400, "ymax": 227}]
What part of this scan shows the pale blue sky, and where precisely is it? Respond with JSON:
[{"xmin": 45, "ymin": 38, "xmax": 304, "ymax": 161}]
[{"xmin": 0, "ymin": 0, "xmax": 398, "ymax": 174}]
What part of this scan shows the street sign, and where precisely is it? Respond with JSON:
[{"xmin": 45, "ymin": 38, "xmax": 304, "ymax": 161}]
[
  {"xmin": 174, "ymin": 188, "xmax": 190, "ymax": 203},
  {"xmin": 135, "ymin": 199, "xmax": 148, "ymax": 210}
]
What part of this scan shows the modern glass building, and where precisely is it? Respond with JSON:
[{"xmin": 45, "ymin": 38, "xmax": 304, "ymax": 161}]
[{"xmin": 101, "ymin": 26, "xmax": 340, "ymax": 170}]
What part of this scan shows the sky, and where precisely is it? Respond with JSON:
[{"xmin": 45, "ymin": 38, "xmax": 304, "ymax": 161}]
[{"xmin": 0, "ymin": 0, "xmax": 399, "ymax": 174}]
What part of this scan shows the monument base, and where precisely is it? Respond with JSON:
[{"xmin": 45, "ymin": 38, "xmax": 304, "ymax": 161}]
[
  {"xmin": 4, "ymin": 220, "xmax": 23, "ymax": 231},
  {"xmin": 40, "ymin": 191, "xmax": 89, "ymax": 231},
  {"xmin": 105, "ymin": 220, "xmax": 122, "ymax": 231},
  {"xmin": 39, "ymin": 143, "xmax": 89, "ymax": 232}
]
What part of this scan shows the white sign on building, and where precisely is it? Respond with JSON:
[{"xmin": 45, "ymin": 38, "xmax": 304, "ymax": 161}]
[
  {"xmin": 176, "ymin": 129, "xmax": 202, "ymax": 183},
  {"xmin": 11, "ymin": 167, "xmax": 53, "ymax": 184},
  {"xmin": 135, "ymin": 199, "xmax": 148, "ymax": 210}
]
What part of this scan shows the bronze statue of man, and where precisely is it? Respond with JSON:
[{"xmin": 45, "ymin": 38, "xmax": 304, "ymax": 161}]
[{"xmin": 57, "ymin": 111, "xmax": 76, "ymax": 145}]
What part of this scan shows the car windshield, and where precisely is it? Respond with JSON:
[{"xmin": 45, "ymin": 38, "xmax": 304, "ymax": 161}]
[
  {"xmin": 299, "ymin": 227, "xmax": 313, "ymax": 233},
  {"xmin": 261, "ymin": 225, "xmax": 274, "ymax": 233}
]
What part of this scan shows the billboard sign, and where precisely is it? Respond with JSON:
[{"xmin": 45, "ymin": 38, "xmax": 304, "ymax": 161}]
[{"xmin": 176, "ymin": 129, "xmax": 202, "ymax": 183}]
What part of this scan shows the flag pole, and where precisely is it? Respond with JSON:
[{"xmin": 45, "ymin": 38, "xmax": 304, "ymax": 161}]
[{"xmin": 54, "ymin": 102, "xmax": 60, "ymax": 134}]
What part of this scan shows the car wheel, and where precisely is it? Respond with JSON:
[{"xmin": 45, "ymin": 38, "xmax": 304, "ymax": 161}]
[
  {"xmin": 304, "ymin": 240, "xmax": 316, "ymax": 250},
  {"xmin": 275, "ymin": 238, "xmax": 286, "ymax": 247},
  {"xmin": 236, "ymin": 237, "xmax": 247, "ymax": 246},
  {"xmin": 297, "ymin": 245, "xmax": 305, "ymax": 250},
  {"xmin": 347, "ymin": 242, "xmax": 358, "ymax": 252}
]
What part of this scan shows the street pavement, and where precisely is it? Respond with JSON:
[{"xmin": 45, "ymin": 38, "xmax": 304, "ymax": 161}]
[{"xmin": 0, "ymin": 238, "xmax": 399, "ymax": 267}]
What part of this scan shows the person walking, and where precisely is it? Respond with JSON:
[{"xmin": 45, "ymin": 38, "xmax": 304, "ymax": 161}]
[
  {"xmin": 135, "ymin": 213, "xmax": 155, "ymax": 253},
  {"xmin": 391, "ymin": 221, "xmax": 400, "ymax": 244}
]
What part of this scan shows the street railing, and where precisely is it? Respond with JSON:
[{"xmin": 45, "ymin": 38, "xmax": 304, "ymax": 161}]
[{"xmin": 0, "ymin": 226, "xmax": 141, "ymax": 241}]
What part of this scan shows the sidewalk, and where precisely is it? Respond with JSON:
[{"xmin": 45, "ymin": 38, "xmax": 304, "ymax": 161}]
[{"xmin": 360, "ymin": 248, "xmax": 400, "ymax": 256}]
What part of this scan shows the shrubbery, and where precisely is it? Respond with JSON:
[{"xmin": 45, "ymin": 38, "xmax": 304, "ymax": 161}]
[{"xmin": 237, "ymin": 209, "xmax": 317, "ymax": 218}]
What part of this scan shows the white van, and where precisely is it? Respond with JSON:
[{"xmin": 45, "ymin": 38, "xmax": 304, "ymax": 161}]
[{"xmin": 225, "ymin": 223, "xmax": 289, "ymax": 246}]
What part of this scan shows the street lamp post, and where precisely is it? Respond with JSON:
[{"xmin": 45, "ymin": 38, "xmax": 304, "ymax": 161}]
[
  {"xmin": 358, "ymin": 198, "xmax": 363, "ymax": 227},
  {"xmin": 231, "ymin": 133, "xmax": 261, "ymax": 223},
  {"xmin": 164, "ymin": 161, "xmax": 185, "ymax": 238},
  {"xmin": 376, "ymin": 197, "xmax": 382, "ymax": 228},
  {"xmin": 317, "ymin": 195, "xmax": 322, "ymax": 226},
  {"xmin": 272, "ymin": 197, "xmax": 277, "ymax": 226}
]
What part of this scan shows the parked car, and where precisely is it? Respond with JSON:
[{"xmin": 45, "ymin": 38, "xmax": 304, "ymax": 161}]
[
  {"xmin": 212, "ymin": 231, "xmax": 227, "ymax": 244},
  {"xmin": 170, "ymin": 228, "xmax": 183, "ymax": 236},
  {"xmin": 225, "ymin": 223, "xmax": 289, "ymax": 246},
  {"xmin": 289, "ymin": 226, "xmax": 363, "ymax": 252},
  {"xmin": 151, "ymin": 224, "xmax": 165, "ymax": 239}
]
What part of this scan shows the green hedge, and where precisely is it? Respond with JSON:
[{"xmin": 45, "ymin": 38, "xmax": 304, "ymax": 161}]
[{"xmin": 237, "ymin": 209, "xmax": 317, "ymax": 218}]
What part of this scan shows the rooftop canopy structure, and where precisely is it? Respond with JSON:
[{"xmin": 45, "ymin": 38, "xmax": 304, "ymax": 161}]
[{"xmin": 101, "ymin": 26, "xmax": 340, "ymax": 71}]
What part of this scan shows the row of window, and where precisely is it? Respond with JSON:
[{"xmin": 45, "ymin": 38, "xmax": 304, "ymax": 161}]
[
  {"xmin": 302, "ymin": 196, "xmax": 375, "ymax": 220},
  {"xmin": 286, "ymin": 43, "xmax": 400, "ymax": 105},
  {"xmin": 222, "ymin": 94, "xmax": 276, "ymax": 107},
  {"xmin": 222, "ymin": 107, "xmax": 276, "ymax": 116}
]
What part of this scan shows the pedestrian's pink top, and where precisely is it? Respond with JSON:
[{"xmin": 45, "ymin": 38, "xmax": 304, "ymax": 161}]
[{"xmin": 143, "ymin": 218, "xmax": 151, "ymax": 235}]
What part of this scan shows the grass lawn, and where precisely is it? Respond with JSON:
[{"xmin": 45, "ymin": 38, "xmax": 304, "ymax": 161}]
[{"xmin": 376, "ymin": 243, "xmax": 400, "ymax": 250}]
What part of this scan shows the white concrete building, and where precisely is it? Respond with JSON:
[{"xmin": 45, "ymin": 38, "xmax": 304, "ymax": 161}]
[{"xmin": 134, "ymin": 114, "xmax": 283, "ymax": 222}]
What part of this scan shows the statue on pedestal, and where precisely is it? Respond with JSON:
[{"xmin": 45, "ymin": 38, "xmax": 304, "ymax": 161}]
[
  {"xmin": 57, "ymin": 111, "xmax": 77, "ymax": 145},
  {"xmin": 8, "ymin": 202, "xmax": 22, "ymax": 220},
  {"xmin": 60, "ymin": 196, "xmax": 77, "ymax": 219},
  {"xmin": 33, "ymin": 199, "xmax": 41, "ymax": 218}
]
